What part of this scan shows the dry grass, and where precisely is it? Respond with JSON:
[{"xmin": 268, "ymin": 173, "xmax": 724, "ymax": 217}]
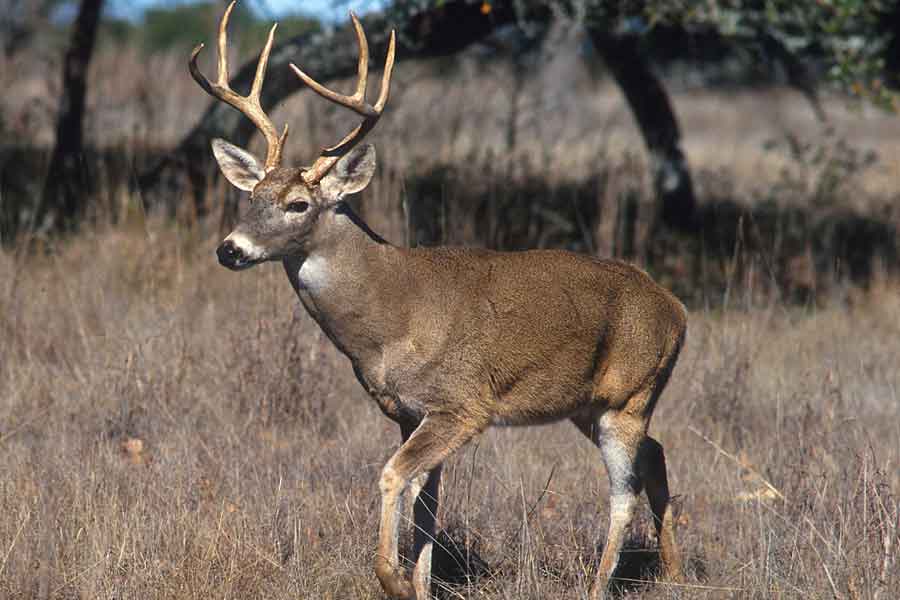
[{"xmin": 1, "ymin": 205, "xmax": 898, "ymax": 599}]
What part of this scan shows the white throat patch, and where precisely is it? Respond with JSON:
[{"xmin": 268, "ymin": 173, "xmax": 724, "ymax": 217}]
[{"xmin": 297, "ymin": 254, "xmax": 329, "ymax": 291}]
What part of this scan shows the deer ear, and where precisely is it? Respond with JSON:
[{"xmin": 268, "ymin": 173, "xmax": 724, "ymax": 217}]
[
  {"xmin": 212, "ymin": 138, "xmax": 266, "ymax": 192},
  {"xmin": 319, "ymin": 144, "xmax": 376, "ymax": 201}
]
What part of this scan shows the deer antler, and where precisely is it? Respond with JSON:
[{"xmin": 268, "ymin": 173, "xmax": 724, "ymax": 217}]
[
  {"xmin": 290, "ymin": 13, "xmax": 396, "ymax": 185},
  {"xmin": 189, "ymin": 0, "xmax": 288, "ymax": 172}
]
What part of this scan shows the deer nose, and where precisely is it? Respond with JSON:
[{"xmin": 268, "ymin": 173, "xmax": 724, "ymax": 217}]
[{"xmin": 216, "ymin": 240, "xmax": 244, "ymax": 267}]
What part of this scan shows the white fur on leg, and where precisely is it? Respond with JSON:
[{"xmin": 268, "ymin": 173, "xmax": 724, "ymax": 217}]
[
  {"xmin": 412, "ymin": 542, "xmax": 433, "ymax": 599},
  {"xmin": 609, "ymin": 493, "xmax": 637, "ymax": 522},
  {"xmin": 603, "ymin": 492, "xmax": 638, "ymax": 577},
  {"xmin": 377, "ymin": 463, "xmax": 408, "ymax": 575},
  {"xmin": 595, "ymin": 425, "xmax": 640, "ymax": 595},
  {"xmin": 408, "ymin": 471, "xmax": 428, "ymax": 503},
  {"xmin": 411, "ymin": 467, "xmax": 441, "ymax": 599}
]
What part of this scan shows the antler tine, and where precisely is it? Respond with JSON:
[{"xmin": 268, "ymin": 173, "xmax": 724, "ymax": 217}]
[
  {"xmin": 189, "ymin": 0, "xmax": 288, "ymax": 171},
  {"xmin": 290, "ymin": 14, "xmax": 376, "ymax": 118},
  {"xmin": 374, "ymin": 29, "xmax": 396, "ymax": 112},
  {"xmin": 291, "ymin": 16, "xmax": 396, "ymax": 185},
  {"xmin": 215, "ymin": 0, "xmax": 234, "ymax": 88}
]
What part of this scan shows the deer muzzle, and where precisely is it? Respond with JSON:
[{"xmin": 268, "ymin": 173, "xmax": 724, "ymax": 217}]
[{"xmin": 217, "ymin": 240, "xmax": 248, "ymax": 270}]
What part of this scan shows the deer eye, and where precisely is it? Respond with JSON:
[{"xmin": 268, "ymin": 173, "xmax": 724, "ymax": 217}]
[{"xmin": 285, "ymin": 201, "xmax": 309, "ymax": 214}]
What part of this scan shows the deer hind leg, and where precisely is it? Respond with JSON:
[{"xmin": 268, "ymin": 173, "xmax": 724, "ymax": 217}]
[
  {"xmin": 640, "ymin": 436, "xmax": 683, "ymax": 580},
  {"xmin": 573, "ymin": 410, "xmax": 645, "ymax": 600},
  {"xmin": 376, "ymin": 415, "xmax": 481, "ymax": 599}
]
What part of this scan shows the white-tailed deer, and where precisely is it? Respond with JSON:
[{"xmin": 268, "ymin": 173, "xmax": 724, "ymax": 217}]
[{"xmin": 191, "ymin": 3, "xmax": 686, "ymax": 598}]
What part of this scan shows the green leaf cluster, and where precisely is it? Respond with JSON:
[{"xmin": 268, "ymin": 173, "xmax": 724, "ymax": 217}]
[
  {"xmin": 642, "ymin": 0, "xmax": 894, "ymax": 108},
  {"xmin": 98, "ymin": 1, "xmax": 321, "ymax": 55},
  {"xmin": 394, "ymin": 0, "xmax": 896, "ymax": 109}
]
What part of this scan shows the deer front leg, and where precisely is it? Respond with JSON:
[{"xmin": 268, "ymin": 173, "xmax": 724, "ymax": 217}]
[
  {"xmin": 375, "ymin": 415, "xmax": 481, "ymax": 599},
  {"xmin": 411, "ymin": 466, "xmax": 441, "ymax": 599}
]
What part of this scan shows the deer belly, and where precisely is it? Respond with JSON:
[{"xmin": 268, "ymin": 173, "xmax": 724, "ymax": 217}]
[{"xmin": 487, "ymin": 365, "xmax": 593, "ymax": 426}]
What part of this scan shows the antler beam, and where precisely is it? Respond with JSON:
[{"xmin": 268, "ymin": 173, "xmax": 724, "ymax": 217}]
[
  {"xmin": 189, "ymin": 0, "xmax": 288, "ymax": 171},
  {"xmin": 290, "ymin": 13, "xmax": 396, "ymax": 185}
]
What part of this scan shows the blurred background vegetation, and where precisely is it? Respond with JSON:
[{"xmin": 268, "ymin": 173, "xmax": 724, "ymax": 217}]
[
  {"xmin": 2, "ymin": 1, "xmax": 322, "ymax": 55},
  {"xmin": 1, "ymin": 0, "xmax": 899, "ymax": 305},
  {"xmin": 2, "ymin": 4, "xmax": 899, "ymax": 598},
  {"xmin": 107, "ymin": 2, "xmax": 320, "ymax": 54}
]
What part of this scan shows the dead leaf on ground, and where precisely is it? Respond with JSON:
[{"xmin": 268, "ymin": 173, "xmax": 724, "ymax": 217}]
[{"xmin": 120, "ymin": 437, "xmax": 149, "ymax": 465}]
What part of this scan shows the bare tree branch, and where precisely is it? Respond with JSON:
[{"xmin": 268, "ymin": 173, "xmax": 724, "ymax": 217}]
[{"xmin": 589, "ymin": 30, "xmax": 697, "ymax": 232}]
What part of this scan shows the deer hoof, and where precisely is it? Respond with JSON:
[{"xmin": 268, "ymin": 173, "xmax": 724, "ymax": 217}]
[{"xmin": 375, "ymin": 561, "xmax": 415, "ymax": 599}]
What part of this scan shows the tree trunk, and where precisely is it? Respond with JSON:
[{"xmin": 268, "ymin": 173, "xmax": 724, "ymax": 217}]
[
  {"xmin": 589, "ymin": 30, "xmax": 698, "ymax": 233},
  {"xmin": 38, "ymin": 0, "xmax": 103, "ymax": 233}
]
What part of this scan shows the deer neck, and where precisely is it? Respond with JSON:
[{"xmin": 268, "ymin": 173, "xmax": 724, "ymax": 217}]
[{"xmin": 282, "ymin": 202, "xmax": 405, "ymax": 362}]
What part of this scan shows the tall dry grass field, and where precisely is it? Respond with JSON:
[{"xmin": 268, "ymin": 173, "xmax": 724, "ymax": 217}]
[
  {"xmin": 1, "ymin": 209, "xmax": 898, "ymax": 599},
  {"xmin": 2, "ymin": 36, "xmax": 900, "ymax": 600}
]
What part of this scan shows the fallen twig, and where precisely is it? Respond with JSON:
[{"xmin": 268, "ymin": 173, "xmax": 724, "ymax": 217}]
[{"xmin": 688, "ymin": 426, "xmax": 786, "ymax": 501}]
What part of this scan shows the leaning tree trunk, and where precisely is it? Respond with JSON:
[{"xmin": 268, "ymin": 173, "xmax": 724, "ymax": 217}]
[
  {"xmin": 38, "ymin": 0, "xmax": 103, "ymax": 233},
  {"xmin": 589, "ymin": 30, "xmax": 697, "ymax": 233}
]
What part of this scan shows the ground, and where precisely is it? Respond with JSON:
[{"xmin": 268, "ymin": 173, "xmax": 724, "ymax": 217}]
[{"xmin": 1, "ymin": 220, "xmax": 897, "ymax": 599}]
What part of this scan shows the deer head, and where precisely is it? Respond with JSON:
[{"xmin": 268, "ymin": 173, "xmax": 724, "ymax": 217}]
[{"xmin": 189, "ymin": 1, "xmax": 395, "ymax": 270}]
